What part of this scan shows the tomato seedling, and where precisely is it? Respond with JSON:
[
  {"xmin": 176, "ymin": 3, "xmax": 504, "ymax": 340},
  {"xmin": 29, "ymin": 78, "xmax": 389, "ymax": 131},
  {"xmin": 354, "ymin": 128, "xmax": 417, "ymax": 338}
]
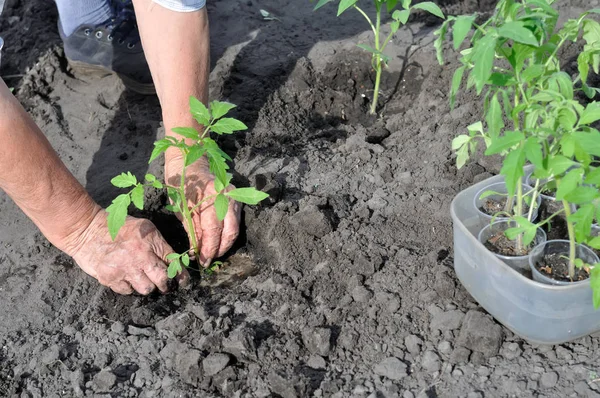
[
  {"xmin": 107, "ymin": 97, "xmax": 269, "ymax": 278},
  {"xmin": 314, "ymin": 0, "xmax": 444, "ymax": 114}
]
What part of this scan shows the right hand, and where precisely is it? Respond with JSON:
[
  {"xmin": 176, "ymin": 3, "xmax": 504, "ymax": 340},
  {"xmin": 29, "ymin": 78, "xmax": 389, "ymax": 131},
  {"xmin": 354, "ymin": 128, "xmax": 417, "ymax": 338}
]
[{"xmin": 65, "ymin": 210, "xmax": 189, "ymax": 295}]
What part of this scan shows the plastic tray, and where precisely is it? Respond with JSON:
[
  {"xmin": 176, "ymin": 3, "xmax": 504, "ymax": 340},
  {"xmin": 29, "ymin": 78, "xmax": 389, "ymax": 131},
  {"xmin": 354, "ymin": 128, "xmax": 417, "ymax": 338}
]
[{"xmin": 451, "ymin": 169, "xmax": 600, "ymax": 344}]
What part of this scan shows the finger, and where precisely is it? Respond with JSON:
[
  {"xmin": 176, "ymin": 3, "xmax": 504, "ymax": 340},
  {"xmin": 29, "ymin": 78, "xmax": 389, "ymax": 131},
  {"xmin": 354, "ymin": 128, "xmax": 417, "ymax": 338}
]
[
  {"xmin": 217, "ymin": 200, "xmax": 241, "ymax": 257},
  {"xmin": 175, "ymin": 267, "xmax": 191, "ymax": 288},
  {"xmin": 142, "ymin": 261, "xmax": 170, "ymax": 293},
  {"xmin": 109, "ymin": 281, "xmax": 134, "ymax": 295},
  {"xmin": 196, "ymin": 205, "xmax": 223, "ymax": 266},
  {"xmin": 127, "ymin": 271, "xmax": 156, "ymax": 295}
]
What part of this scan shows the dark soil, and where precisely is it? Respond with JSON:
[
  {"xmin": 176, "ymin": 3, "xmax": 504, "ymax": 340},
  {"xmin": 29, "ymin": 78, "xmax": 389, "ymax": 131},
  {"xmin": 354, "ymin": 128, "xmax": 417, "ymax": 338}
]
[
  {"xmin": 3, "ymin": 0, "xmax": 600, "ymax": 397},
  {"xmin": 479, "ymin": 198, "xmax": 530, "ymax": 217},
  {"xmin": 535, "ymin": 253, "xmax": 590, "ymax": 283},
  {"xmin": 484, "ymin": 232, "xmax": 531, "ymax": 257}
]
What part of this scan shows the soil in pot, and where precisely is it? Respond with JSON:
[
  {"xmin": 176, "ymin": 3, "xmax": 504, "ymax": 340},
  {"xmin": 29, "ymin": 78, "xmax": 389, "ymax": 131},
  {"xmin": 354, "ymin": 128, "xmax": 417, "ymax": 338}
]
[
  {"xmin": 534, "ymin": 254, "xmax": 590, "ymax": 283},
  {"xmin": 480, "ymin": 197, "xmax": 531, "ymax": 217},
  {"xmin": 484, "ymin": 231, "xmax": 533, "ymax": 257}
]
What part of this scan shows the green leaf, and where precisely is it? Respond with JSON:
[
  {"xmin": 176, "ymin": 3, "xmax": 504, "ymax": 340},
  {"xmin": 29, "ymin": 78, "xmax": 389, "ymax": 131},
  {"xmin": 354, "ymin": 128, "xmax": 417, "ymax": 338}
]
[
  {"xmin": 451, "ymin": 134, "xmax": 470, "ymax": 150},
  {"xmin": 387, "ymin": 0, "xmax": 399, "ymax": 13},
  {"xmin": 411, "ymin": 2, "xmax": 444, "ymax": 19},
  {"xmin": 569, "ymin": 204, "xmax": 595, "ymax": 243},
  {"xmin": 207, "ymin": 151, "xmax": 229, "ymax": 189},
  {"xmin": 171, "ymin": 127, "xmax": 199, "ymax": 140},
  {"xmin": 210, "ymin": 118, "xmax": 248, "ymax": 135},
  {"xmin": 556, "ymin": 168, "xmax": 583, "ymax": 201},
  {"xmin": 214, "ymin": 173, "xmax": 232, "ymax": 193},
  {"xmin": 111, "ymin": 172, "xmax": 137, "ymax": 188},
  {"xmin": 434, "ymin": 19, "xmax": 451, "ymax": 65},
  {"xmin": 145, "ymin": 174, "xmax": 156, "ymax": 183},
  {"xmin": 210, "ymin": 101, "xmax": 237, "ymax": 120},
  {"xmin": 185, "ymin": 145, "xmax": 206, "ymax": 167},
  {"xmin": 214, "ymin": 194, "xmax": 229, "ymax": 221},
  {"xmin": 107, "ymin": 194, "xmax": 131, "ymax": 240},
  {"xmin": 558, "ymin": 108, "xmax": 578, "ymax": 131},
  {"xmin": 524, "ymin": 138, "xmax": 543, "ymax": 169},
  {"xmin": 190, "ymin": 96, "xmax": 210, "ymax": 126},
  {"xmin": 392, "ymin": 9, "xmax": 410, "ymax": 24},
  {"xmin": 131, "ymin": 184, "xmax": 145, "ymax": 210},
  {"xmin": 152, "ymin": 180, "xmax": 164, "ymax": 189},
  {"xmin": 548, "ymin": 155, "xmax": 575, "ymax": 176},
  {"xmin": 478, "ymin": 190, "xmax": 505, "ymax": 200},
  {"xmin": 149, "ymin": 138, "xmax": 173, "ymax": 163},
  {"xmin": 473, "ymin": 35, "xmax": 497, "ymax": 94},
  {"xmin": 337, "ymin": 0, "xmax": 358, "ymax": 16},
  {"xmin": 579, "ymin": 102, "xmax": 600, "ymax": 125},
  {"xmin": 456, "ymin": 145, "xmax": 469, "ymax": 169},
  {"xmin": 572, "ymin": 130, "xmax": 600, "ymax": 157},
  {"xmin": 226, "ymin": 187, "xmax": 269, "ymax": 205},
  {"xmin": 203, "ymin": 137, "xmax": 232, "ymax": 161},
  {"xmin": 401, "ymin": 0, "xmax": 411, "ymax": 8},
  {"xmin": 181, "ymin": 253, "xmax": 190, "ymax": 267},
  {"xmin": 313, "ymin": 0, "xmax": 334, "ymax": 11},
  {"xmin": 452, "ymin": 15, "xmax": 475, "ymax": 50},
  {"xmin": 565, "ymin": 186, "xmax": 599, "ymax": 205},
  {"xmin": 167, "ymin": 258, "xmax": 182, "ymax": 279},
  {"xmin": 450, "ymin": 66, "xmax": 465, "ymax": 109},
  {"xmin": 166, "ymin": 253, "xmax": 180, "ymax": 261},
  {"xmin": 497, "ymin": 21, "xmax": 539, "ymax": 46},
  {"xmin": 587, "ymin": 167, "xmax": 600, "ymax": 185},
  {"xmin": 521, "ymin": 64, "xmax": 544, "ymax": 83},
  {"xmin": 485, "ymin": 131, "xmax": 524, "ymax": 155},
  {"xmin": 500, "ymin": 146, "xmax": 525, "ymax": 198},
  {"xmin": 486, "ymin": 94, "xmax": 504, "ymax": 139},
  {"xmin": 165, "ymin": 204, "xmax": 180, "ymax": 213}
]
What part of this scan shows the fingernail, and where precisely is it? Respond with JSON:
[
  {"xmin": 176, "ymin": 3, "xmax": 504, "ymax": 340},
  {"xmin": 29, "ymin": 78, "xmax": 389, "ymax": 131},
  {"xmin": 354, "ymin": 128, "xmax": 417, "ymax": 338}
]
[{"xmin": 204, "ymin": 258, "xmax": 213, "ymax": 268}]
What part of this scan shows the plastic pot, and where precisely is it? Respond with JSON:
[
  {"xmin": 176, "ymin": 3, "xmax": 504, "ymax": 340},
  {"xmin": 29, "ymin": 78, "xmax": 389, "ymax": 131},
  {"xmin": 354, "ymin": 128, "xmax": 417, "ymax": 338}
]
[
  {"xmin": 474, "ymin": 182, "xmax": 541, "ymax": 229},
  {"xmin": 528, "ymin": 240, "xmax": 598, "ymax": 286},
  {"xmin": 478, "ymin": 220, "xmax": 546, "ymax": 275},
  {"xmin": 525, "ymin": 171, "xmax": 575, "ymax": 217},
  {"xmin": 451, "ymin": 166, "xmax": 600, "ymax": 344}
]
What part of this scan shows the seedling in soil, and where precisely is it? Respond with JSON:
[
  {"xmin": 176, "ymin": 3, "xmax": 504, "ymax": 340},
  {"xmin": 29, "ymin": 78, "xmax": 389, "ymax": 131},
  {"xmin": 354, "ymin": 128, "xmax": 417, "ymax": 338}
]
[
  {"xmin": 313, "ymin": 0, "xmax": 444, "ymax": 114},
  {"xmin": 106, "ymin": 98, "xmax": 269, "ymax": 278}
]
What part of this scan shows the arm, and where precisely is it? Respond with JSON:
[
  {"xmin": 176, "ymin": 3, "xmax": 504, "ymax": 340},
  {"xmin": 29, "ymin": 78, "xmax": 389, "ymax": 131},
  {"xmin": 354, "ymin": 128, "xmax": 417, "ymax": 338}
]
[
  {"xmin": 0, "ymin": 79, "xmax": 180, "ymax": 294},
  {"xmin": 132, "ymin": 1, "xmax": 240, "ymax": 266}
]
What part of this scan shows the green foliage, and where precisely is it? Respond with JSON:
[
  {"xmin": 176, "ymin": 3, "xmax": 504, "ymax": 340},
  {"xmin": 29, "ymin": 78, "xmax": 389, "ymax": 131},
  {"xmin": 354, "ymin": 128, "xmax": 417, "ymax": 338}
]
[
  {"xmin": 107, "ymin": 98, "xmax": 269, "ymax": 278},
  {"xmin": 439, "ymin": 0, "xmax": 600, "ymax": 297},
  {"xmin": 313, "ymin": 0, "xmax": 444, "ymax": 114}
]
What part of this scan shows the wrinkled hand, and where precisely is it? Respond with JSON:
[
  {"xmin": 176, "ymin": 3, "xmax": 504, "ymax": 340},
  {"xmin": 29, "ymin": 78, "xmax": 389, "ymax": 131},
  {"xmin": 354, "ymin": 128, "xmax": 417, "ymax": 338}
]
[
  {"xmin": 165, "ymin": 157, "xmax": 241, "ymax": 266},
  {"xmin": 66, "ymin": 210, "xmax": 189, "ymax": 295}
]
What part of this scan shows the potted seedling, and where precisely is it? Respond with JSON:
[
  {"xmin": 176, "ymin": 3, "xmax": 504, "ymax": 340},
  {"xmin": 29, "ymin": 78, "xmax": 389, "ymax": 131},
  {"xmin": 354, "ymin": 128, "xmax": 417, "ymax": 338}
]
[
  {"xmin": 313, "ymin": 0, "xmax": 445, "ymax": 114},
  {"xmin": 440, "ymin": 0, "xmax": 600, "ymax": 343},
  {"xmin": 107, "ymin": 97, "xmax": 269, "ymax": 278}
]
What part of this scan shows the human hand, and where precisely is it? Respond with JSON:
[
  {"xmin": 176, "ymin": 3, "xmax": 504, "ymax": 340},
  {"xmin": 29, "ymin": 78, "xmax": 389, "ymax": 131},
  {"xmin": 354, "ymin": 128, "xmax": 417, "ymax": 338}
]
[
  {"xmin": 65, "ymin": 210, "xmax": 189, "ymax": 295},
  {"xmin": 165, "ymin": 156, "xmax": 241, "ymax": 266}
]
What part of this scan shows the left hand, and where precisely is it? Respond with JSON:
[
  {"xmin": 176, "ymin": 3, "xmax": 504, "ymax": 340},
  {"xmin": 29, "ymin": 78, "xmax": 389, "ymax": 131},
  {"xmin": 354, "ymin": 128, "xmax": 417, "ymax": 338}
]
[{"xmin": 165, "ymin": 155, "xmax": 241, "ymax": 266}]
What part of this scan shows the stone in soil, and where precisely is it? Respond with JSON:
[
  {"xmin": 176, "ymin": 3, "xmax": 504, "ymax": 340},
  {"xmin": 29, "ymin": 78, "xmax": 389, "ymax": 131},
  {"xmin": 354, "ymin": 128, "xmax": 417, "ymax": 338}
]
[
  {"xmin": 93, "ymin": 369, "xmax": 117, "ymax": 392},
  {"xmin": 203, "ymin": 353, "xmax": 230, "ymax": 377},
  {"xmin": 430, "ymin": 310, "xmax": 464, "ymax": 331},
  {"xmin": 373, "ymin": 357, "xmax": 408, "ymax": 381},
  {"xmin": 302, "ymin": 327, "xmax": 332, "ymax": 356},
  {"xmin": 456, "ymin": 311, "xmax": 503, "ymax": 358}
]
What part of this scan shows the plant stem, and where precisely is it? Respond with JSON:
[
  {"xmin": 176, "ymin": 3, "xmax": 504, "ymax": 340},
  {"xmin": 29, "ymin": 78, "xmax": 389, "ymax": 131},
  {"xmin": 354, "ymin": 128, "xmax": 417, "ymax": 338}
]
[
  {"xmin": 527, "ymin": 178, "xmax": 540, "ymax": 222},
  {"xmin": 179, "ymin": 163, "xmax": 199, "ymax": 256},
  {"xmin": 515, "ymin": 178, "xmax": 524, "ymax": 251},
  {"xmin": 562, "ymin": 199, "xmax": 576, "ymax": 279},
  {"xmin": 370, "ymin": 8, "xmax": 382, "ymax": 115},
  {"xmin": 354, "ymin": 6, "xmax": 376, "ymax": 36}
]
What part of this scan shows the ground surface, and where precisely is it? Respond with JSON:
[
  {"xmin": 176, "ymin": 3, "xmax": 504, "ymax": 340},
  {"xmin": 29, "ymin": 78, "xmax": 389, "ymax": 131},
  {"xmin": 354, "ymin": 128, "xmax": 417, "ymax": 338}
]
[{"xmin": 2, "ymin": 0, "xmax": 600, "ymax": 397}]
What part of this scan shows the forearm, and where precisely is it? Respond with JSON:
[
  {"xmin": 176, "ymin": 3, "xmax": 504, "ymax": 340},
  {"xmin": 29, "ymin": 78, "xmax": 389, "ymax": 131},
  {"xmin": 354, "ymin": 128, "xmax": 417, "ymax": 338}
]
[
  {"xmin": 132, "ymin": 0, "xmax": 210, "ymax": 171},
  {"xmin": 0, "ymin": 80, "xmax": 100, "ymax": 254}
]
